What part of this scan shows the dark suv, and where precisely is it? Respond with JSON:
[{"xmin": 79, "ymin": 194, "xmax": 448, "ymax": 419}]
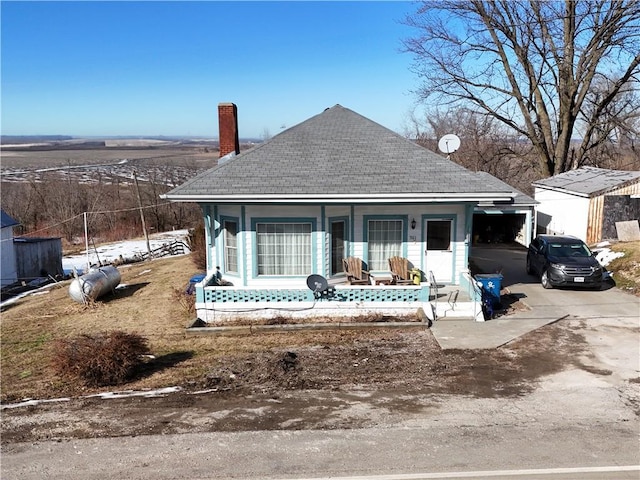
[{"xmin": 526, "ymin": 235, "xmax": 603, "ymax": 289}]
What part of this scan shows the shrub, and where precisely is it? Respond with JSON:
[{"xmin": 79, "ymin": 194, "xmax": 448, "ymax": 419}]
[
  {"xmin": 51, "ymin": 331, "xmax": 150, "ymax": 387},
  {"xmin": 171, "ymin": 286, "xmax": 196, "ymax": 316}
]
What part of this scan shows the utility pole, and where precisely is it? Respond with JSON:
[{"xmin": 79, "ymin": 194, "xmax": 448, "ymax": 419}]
[
  {"xmin": 84, "ymin": 211, "xmax": 90, "ymax": 273},
  {"xmin": 133, "ymin": 171, "xmax": 152, "ymax": 258}
]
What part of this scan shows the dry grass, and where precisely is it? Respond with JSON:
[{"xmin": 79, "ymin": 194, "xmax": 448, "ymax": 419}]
[
  {"xmin": 608, "ymin": 240, "xmax": 640, "ymax": 296},
  {"xmin": 3, "ymin": 242, "xmax": 638, "ymax": 403},
  {"xmin": 1, "ymin": 255, "xmax": 199, "ymax": 401},
  {"xmin": 0, "ymin": 254, "xmax": 391, "ymax": 402}
]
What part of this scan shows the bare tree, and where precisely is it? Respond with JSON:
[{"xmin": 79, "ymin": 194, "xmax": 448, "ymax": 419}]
[
  {"xmin": 577, "ymin": 76, "xmax": 640, "ymax": 168},
  {"xmin": 403, "ymin": 0, "xmax": 640, "ymax": 177},
  {"xmin": 406, "ymin": 107, "xmax": 538, "ymax": 193}
]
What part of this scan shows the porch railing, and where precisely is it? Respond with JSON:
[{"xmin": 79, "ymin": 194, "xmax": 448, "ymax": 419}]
[{"xmin": 199, "ymin": 284, "xmax": 429, "ymax": 304}]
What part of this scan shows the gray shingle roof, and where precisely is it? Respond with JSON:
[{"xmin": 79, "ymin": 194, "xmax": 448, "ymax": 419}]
[
  {"xmin": 532, "ymin": 166, "xmax": 640, "ymax": 197},
  {"xmin": 475, "ymin": 172, "xmax": 537, "ymax": 206},
  {"xmin": 165, "ymin": 105, "xmax": 514, "ymax": 203}
]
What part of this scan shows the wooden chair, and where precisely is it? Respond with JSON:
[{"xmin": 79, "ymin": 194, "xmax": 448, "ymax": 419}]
[
  {"xmin": 388, "ymin": 256, "xmax": 415, "ymax": 285},
  {"xmin": 342, "ymin": 257, "xmax": 371, "ymax": 285}
]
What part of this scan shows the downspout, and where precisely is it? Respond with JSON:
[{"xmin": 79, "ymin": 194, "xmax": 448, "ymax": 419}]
[{"xmin": 320, "ymin": 206, "xmax": 326, "ymax": 277}]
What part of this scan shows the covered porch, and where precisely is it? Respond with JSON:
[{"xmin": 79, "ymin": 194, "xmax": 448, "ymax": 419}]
[{"xmin": 192, "ymin": 270, "xmax": 484, "ymax": 323}]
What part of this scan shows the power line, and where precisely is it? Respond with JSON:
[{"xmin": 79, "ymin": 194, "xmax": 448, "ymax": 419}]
[{"xmin": 3, "ymin": 201, "xmax": 177, "ymax": 241}]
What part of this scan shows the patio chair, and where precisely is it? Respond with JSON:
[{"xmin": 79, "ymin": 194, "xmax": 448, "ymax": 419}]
[
  {"xmin": 342, "ymin": 257, "xmax": 371, "ymax": 285},
  {"xmin": 388, "ymin": 256, "xmax": 415, "ymax": 285}
]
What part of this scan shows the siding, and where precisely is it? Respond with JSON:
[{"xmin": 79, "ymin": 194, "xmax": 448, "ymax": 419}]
[
  {"xmin": 535, "ymin": 188, "xmax": 590, "ymax": 240},
  {"xmin": 536, "ymin": 179, "xmax": 639, "ymax": 244},
  {"xmin": 587, "ymin": 182, "xmax": 640, "ymax": 243},
  {"xmin": 210, "ymin": 203, "xmax": 470, "ymax": 287},
  {"xmin": 1, "ymin": 228, "xmax": 18, "ymax": 287},
  {"xmin": 14, "ymin": 238, "xmax": 63, "ymax": 280}
]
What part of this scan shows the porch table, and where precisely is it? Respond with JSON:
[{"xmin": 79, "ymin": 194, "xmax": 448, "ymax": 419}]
[{"xmin": 371, "ymin": 273, "xmax": 393, "ymax": 285}]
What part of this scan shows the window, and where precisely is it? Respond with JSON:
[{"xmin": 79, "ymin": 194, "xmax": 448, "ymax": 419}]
[
  {"xmin": 223, "ymin": 220, "xmax": 238, "ymax": 273},
  {"xmin": 330, "ymin": 220, "xmax": 346, "ymax": 275},
  {"xmin": 367, "ymin": 219, "xmax": 403, "ymax": 270},
  {"xmin": 256, "ymin": 223, "xmax": 312, "ymax": 276},
  {"xmin": 426, "ymin": 220, "xmax": 451, "ymax": 250}
]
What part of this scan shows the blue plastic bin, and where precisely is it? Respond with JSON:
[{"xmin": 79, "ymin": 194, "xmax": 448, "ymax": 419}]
[
  {"xmin": 186, "ymin": 273, "xmax": 206, "ymax": 294},
  {"xmin": 475, "ymin": 274, "xmax": 503, "ymax": 307}
]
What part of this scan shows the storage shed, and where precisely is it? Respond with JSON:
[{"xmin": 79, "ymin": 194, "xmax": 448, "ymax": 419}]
[
  {"xmin": 533, "ymin": 167, "xmax": 640, "ymax": 244},
  {"xmin": 14, "ymin": 237, "xmax": 64, "ymax": 281},
  {"xmin": 1, "ymin": 210, "xmax": 19, "ymax": 288}
]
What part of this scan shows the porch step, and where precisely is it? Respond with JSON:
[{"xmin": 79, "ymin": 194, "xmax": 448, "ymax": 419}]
[
  {"xmin": 432, "ymin": 301, "xmax": 479, "ymax": 320},
  {"xmin": 430, "ymin": 283, "xmax": 481, "ymax": 321}
]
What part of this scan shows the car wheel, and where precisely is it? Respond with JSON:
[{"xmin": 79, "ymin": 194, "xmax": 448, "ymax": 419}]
[
  {"xmin": 526, "ymin": 257, "xmax": 534, "ymax": 275},
  {"xmin": 541, "ymin": 270, "xmax": 553, "ymax": 289}
]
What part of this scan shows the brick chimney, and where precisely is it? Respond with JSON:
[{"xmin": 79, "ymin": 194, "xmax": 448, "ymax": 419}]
[{"xmin": 218, "ymin": 102, "xmax": 239, "ymax": 159}]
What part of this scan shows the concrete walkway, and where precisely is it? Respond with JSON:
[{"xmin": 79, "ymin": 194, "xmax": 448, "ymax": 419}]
[{"xmin": 431, "ymin": 245, "xmax": 640, "ymax": 350}]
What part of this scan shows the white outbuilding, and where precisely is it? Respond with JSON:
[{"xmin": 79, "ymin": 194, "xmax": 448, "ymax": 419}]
[
  {"xmin": 533, "ymin": 167, "xmax": 640, "ymax": 244},
  {"xmin": 1, "ymin": 210, "xmax": 19, "ymax": 288}
]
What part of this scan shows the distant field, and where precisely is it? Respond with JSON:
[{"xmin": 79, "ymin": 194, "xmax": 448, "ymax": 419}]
[
  {"xmin": 0, "ymin": 145, "xmax": 220, "ymax": 190},
  {"xmin": 0, "ymin": 147, "xmax": 216, "ymax": 169}
]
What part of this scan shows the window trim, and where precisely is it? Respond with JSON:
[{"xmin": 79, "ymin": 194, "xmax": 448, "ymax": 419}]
[
  {"xmin": 362, "ymin": 215, "xmax": 408, "ymax": 271},
  {"xmin": 425, "ymin": 218, "xmax": 453, "ymax": 251},
  {"xmin": 251, "ymin": 217, "xmax": 317, "ymax": 278},
  {"xmin": 221, "ymin": 216, "xmax": 239, "ymax": 274}
]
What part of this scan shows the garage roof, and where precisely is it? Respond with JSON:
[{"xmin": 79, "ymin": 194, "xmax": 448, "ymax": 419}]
[{"xmin": 532, "ymin": 167, "xmax": 640, "ymax": 197}]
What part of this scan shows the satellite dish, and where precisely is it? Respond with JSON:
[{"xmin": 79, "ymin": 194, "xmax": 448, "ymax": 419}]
[
  {"xmin": 438, "ymin": 134, "xmax": 461, "ymax": 155},
  {"xmin": 306, "ymin": 274, "xmax": 328, "ymax": 293}
]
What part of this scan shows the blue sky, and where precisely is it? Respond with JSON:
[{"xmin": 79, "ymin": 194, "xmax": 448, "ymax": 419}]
[{"xmin": 1, "ymin": 1, "xmax": 420, "ymax": 139}]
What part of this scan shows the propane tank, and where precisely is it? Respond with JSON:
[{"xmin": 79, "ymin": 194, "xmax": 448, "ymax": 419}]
[{"xmin": 69, "ymin": 266, "xmax": 121, "ymax": 303}]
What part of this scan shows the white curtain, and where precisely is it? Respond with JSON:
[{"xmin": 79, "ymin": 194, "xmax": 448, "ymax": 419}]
[
  {"xmin": 224, "ymin": 221, "xmax": 238, "ymax": 273},
  {"xmin": 368, "ymin": 220, "xmax": 402, "ymax": 270},
  {"xmin": 257, "ymin": 223, "xmax": 311, "ymax": 275}
]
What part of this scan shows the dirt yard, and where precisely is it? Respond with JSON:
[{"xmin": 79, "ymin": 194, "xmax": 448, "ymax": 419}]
[{"xmin": 2, "ymin": 252, "xmax": 638, "ymax": 446}]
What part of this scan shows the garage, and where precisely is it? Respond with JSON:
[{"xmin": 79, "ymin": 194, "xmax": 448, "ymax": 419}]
[
  {"xmin": 472, "ymin": 173, "xmax": 537, "ymax": 247},
  {"xmin": 472, "ymin": 211, "xmax": 529, "ymax": 245}
]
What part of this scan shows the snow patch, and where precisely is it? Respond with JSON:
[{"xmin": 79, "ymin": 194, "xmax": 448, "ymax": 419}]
[
  {"xmin": 594, "ymin": 247, "xmax": 625, "ymax": 267},
  {"xmin": 1, "ymin": 387, "xmax": 183, "ymax": 410}
]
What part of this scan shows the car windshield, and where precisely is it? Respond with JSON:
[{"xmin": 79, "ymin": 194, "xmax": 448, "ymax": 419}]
[{"xmin": 548, "ymin": 242, "xmax": 591, "ymax": 257}]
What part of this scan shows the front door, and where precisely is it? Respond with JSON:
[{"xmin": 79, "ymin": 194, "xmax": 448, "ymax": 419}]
[{"xmin": 424, "ymin": 219, "xmax": 454, "ymax": 283}]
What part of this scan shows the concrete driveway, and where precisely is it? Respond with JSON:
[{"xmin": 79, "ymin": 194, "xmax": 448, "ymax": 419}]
[
  {"xmin": 431, "ymin": 244, "xmax": 640, "ymax": 349},
  {"xmin": 470, "ymin": 244, "xmax": 640, "ymax": 320}
]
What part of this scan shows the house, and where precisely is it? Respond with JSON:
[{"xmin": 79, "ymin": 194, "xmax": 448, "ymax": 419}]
[
  {"xmin": 533, "ymin": 167, "xmax": 640, "ymax": 244},
  {"xmin": 1, "ymin": 210, "xmax": 19, "ymax": 288},
  {"xmin": 164, "ymin": 104, "xmax": 522, "ymax": 322}
]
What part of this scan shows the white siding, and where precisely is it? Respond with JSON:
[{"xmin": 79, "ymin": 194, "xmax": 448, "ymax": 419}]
[
  {"xmin": 1, "ymin": 227, "xmax": 18, "ymax": 287},
  {"xmin": 535, "ymin": 188, "xmax": 590, "ymax": 241},
  {"xmin": 210, "ymin": 203, "xmax": 471, "ymax": 287}
]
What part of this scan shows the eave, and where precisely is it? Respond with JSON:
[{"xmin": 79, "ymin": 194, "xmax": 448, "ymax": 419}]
[
  {"xmin": 532, "ymin": 184, "xmax": 591, "ymax": 198},
  {"xmin": 161, "ymin": 192, "xmax": 515, "ymax": 204}
]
